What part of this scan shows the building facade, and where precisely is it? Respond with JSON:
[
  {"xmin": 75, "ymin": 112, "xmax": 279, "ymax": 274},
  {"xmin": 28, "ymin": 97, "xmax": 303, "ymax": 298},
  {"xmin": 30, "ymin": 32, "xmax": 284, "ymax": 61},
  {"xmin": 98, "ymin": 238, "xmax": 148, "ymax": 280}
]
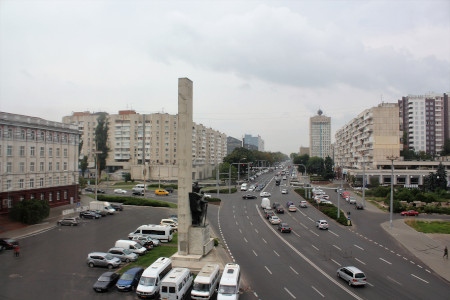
[
  {"xmin": 0, "ymin": 112, "xmax": 80, "ymax": 214},
  {"xmin": 398, "ymin": 93, "xmax": 449, "ymax": 155},
  {"xmin": 227, "ymin": 136, "xmax": 242, "ymax": 155},
  {"xmin": 62, "ymin": 110, "xmax": 227, "ymax": 181},
  {"xmin": 309, "ymin": 109, "xmax": 331, "ymax": 159},
  {"xmin": 243, "ymin": 134, "xmax": 264, "ymax": 151}
]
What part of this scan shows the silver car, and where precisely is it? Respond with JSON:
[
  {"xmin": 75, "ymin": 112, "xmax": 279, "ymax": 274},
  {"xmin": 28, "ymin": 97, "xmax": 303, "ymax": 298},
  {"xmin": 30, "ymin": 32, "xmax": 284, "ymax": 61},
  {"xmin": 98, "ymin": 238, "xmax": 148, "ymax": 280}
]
[
  {"xmin": 107, "ymin": 247, "xmax": 138, "ymax": 263},
  {"xmin": 337, "ymin": 266, "xmax": 367, "ymax": 286},
  {"xmin": 87, "ymin": 252, "xmax": 121, "ymax": 269}
]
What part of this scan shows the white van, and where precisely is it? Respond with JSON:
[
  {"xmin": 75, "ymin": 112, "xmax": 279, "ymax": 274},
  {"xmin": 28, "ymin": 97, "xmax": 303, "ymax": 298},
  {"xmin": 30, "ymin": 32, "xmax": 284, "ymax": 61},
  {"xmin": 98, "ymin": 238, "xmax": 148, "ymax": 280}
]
[
  {"xmin": 160, "ymin": 268, "xmax": 193, "ymax": 300},
  {"xmin": 217, "ymin": 263, "xmax": 241, "ymax": 300},
  {"xmin": 191, "ymin": 264, "xmax": 220, "ymax": 300},
  {"xmin": 260, "ymin": 197, "xmax": 270, "ymax": 209},
  {"xmin": 128, "ymin": 224, "xmax": 174, "ymax": 242},
  {"xmin": 136, "ymin": 257, "xmax": 172, "ymax": 299},
  {"xmin": 132, "ymin": 184, "xmax": 146, "ymax": 193},
  {"xmin": 114, "ymin": 240, "xmax": 147, "ymax": 255},
  {"xmin": 240, "ymin": 183, "xmax": 248, "ymax": 191}
]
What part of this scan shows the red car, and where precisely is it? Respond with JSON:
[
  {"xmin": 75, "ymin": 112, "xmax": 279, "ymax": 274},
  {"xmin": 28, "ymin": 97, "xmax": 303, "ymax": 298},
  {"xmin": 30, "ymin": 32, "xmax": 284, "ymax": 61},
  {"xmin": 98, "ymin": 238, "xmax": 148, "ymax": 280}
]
[{"xmin": 401, "ymin": 210, "xmax": 419, "ymax": 216}]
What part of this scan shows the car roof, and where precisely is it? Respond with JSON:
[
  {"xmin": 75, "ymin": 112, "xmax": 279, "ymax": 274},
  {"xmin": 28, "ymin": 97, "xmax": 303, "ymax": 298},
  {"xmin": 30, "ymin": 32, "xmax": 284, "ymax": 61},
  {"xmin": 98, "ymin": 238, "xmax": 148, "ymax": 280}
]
[
  {"xmin": 124, "ymin": 267, "xmax": 144, "ymax": 274},
  {"xmin": 89, "ymin": 252, "xmax": 108, "ymax": 256},
  {"xmin": 341, "ymin": 266, "xmax": 364, "ymax": 273}
]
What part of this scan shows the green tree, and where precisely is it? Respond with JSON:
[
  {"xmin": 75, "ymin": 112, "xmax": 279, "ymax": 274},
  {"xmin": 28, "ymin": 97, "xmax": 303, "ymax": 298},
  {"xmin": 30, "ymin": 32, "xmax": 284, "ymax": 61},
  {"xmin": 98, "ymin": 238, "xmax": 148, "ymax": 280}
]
[
  {"xmin": 307, "ymin": 157, "xmax": 324, "ymax": 175},
  {"xmin": 436, "ymin": 163, "xmax": 448, "ymax": 190},
  {"xmin": 322, "ymin": 156, "xmax": 334, "ymax": 180},
  {"xmin": 94, "ymin": 113, "xmax": 110, "ymax": 179},
  {"xmin": 293, "ymin": 154, "xmax": 309, "ymax": 174},
  {"xmin": 9, "ymin": 199, "xmax": 50, "ymax": 224},
  {"xmin": 440, "ymin": 139, "xmax": 450, "ymax": 156},
  {"xmin": 79, "ymin": 155, "xmax": 88, "ymax": 177}
]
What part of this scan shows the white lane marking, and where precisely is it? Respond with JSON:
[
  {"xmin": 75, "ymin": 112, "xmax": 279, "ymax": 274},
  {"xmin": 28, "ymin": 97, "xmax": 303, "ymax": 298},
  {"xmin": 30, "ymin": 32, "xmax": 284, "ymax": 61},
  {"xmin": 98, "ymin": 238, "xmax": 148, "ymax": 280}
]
[
  {"xmin": 249, "ymin": 221, "xmax": 253, "ymax": 226},
  {"xmin": 239, "ymin": 229, "xmax": 242, "ymax": 234},
  {"xmin": 331, "ymin": 259, "xmax": 340, "ymax": 266},
  {"xmin": 333, "ymin": 244, "xmax": 342, "ymax": 251},
  {"xmin": 284, "ymin": 287, "xmax": 296, "ymax": 299},
  {"xmin": 301, "ymin": 223, "xmax": 308, "ymax": 229},
  {"xmin": 308, "ymin": 217, "xmax": 314, "ymax": 222},
  {"xmin": 411, "ymin": 274, "xmax": 429, "ymax": 284},
  {"xmin": 243, "ymin": 237, "xmax": 248, "ymax": 243},
  {"xmin": 355, "ymin": 258, "xmax": 366, "ymax": 265},
  {"xmin": 329, "ymin": 230, "xmax": 339, "ymax": 237},
  {"xmin": 312, "ymin": 245, "xmax": 319, "ymax": 251},
  {"xmin": 274, "ymin": 250, "xmax": 280, "ymax": 257},
  {"xmin": 366, "ymin": 282, "xmax": 374, "ymax": 287},
  {"xmin": 312, "ymin": 286, "xmax": 325, "ymax": 298},
  {"xmin": 255, "ymin": 228, "xmax": 259, "ymax": 234},
  {"xmin": 354, "ymin": 244, "xmax": 364, "ymax": 251},
  {"xmin": 379, "ymin": 258, "xmax": 392, "ymax": 265},
  {"xmin": 252, "ymin": 250, "xmax": 258, "ymax": 257},
  {"xmin": 309, "ymin": 230, "xmax": 319, "ymax": 237},
  {"xmin": 236, "ymin": 221, "xmax": 238, "ymax": 226},
  {"xmin": 262, "ymin": 238, "xmax": 267, "ymax": 244},
  {"xmin": 265, "ymin": 266, "xmax": 272, "ymax": 274},
  {"xmin": 300, "ymin": 211, "xmax": 307, "ymax": 216},
  {"xmin": 387, "ymin": 276, "xmax": 402, "ymax": 286},
  {"xmin": 246, "ymin": 215, "xmax": 249, "ymax": 219},
  {"xmin": 290, "ymin": 266, "xmax": 299, "ymax": 275},
  {"xmin": 292, "ymin": 231, "xmax": 301, "ymax": 238}
]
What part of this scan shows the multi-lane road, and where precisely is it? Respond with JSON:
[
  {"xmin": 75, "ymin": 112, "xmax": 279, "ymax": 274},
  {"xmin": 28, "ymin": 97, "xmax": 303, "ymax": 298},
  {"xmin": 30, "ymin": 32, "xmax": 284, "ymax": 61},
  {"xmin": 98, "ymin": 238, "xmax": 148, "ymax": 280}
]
[{"xmin": 207, "ymin": 172, "xmax": 450, "ymax": 299}]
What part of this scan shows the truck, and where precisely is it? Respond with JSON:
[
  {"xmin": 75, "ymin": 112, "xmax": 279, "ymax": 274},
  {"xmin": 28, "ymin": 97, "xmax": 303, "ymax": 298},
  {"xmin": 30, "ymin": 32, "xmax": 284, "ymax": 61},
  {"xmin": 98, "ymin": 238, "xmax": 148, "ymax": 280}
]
[{"xmin": 89, "ymin": 201, "xmax": 116, "ymax": 215}]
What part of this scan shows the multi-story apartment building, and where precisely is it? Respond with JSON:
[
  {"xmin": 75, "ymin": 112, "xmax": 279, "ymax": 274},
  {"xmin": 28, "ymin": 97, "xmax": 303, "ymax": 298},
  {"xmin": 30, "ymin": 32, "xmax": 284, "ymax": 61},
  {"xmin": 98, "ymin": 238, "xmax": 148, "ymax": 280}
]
[
  {"xmin": 243, "ymin": 134, "xmax": 264, "ymax": 151},
  {"xmin": 62, "ymin": 110, "xmax": 227, "ymax": 181},
  {"xmin": 398, "ymin": 93, "xmax": 449, "ymax": 155},
  {"xmin": 0, "ymin": 112, "xmax": 80, "ymax": 215},
  {"xmin": 309, "ymin": 109, "xmax": 331, "ymax": 159},
  {"xmin": 334, "ymin": 103, "xmax": 401, "ymax": 169}
]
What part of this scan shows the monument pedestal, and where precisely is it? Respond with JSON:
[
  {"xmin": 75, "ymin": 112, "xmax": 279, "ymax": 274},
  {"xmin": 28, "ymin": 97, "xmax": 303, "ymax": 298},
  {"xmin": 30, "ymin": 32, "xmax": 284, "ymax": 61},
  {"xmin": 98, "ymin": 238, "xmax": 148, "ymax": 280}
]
[{"xmin": 189, "ymin": 224, "xmax": 214, "ymax": 256}]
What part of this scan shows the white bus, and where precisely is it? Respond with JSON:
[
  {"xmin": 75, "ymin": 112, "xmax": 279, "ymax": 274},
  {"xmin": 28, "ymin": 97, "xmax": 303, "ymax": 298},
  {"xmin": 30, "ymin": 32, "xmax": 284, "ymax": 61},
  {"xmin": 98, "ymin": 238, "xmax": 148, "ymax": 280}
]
[
  {"xmin": 160, "ymin": 268, "xmax": 193, "ymax": 300},
  {"xmin": 128, "ymin": 224, "xmax": 174, "ymax": 242},
  {"xmin": 191, "ymin": 264, "xmax": 220, "ymax": 300},
  {"xmin": 217, "ymin": 263, "xmax": 241, "ymax": 300},
  {"xmin": 136, "ymin": 257, "xmax": 172, "ymax": 299}
]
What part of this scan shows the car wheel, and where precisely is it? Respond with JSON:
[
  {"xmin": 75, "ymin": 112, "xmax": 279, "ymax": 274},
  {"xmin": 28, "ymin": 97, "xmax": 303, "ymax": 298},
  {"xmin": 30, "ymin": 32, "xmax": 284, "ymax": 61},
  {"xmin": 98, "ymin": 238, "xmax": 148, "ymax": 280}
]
[
  {"xmin": 125, "ymin": 258, "xmax": 130, "ymax": 263},
  {"xmin": 88, "ymin": 262, "xmax": 94, "ymax": 268},
  {"xmin": 107, "ymin": 264, "xmax": 113, "ymax": 269},
  {"xmin": 337, "ymin": 272, "xmax": 340, "ymax": 278}
]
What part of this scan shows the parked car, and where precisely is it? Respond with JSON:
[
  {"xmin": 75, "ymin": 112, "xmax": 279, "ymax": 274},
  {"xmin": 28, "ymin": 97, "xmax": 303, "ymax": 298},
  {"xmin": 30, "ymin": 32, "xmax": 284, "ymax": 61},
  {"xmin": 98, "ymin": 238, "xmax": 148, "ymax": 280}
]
[
  {"xmin": 132, "ymin": 236, "xmax": 154, "ymax": 250},
  {"xmin": 299, "ymin": 200, "xmax": 308, "ymax": 208},
  {"xmin": 401, "ymin": 210, "xmax": 419, "ymax": 216},
  {"xmin": 0, "ymin": 238, "xmax": 19, "ymax": 250},
  {"xmin": 116, "ymin": 267, "xmax": 144, "ymax": 291},
  {"xmin": 260, "ymin": 191, "xmax": 271, "ymax": 197},
  {"xmin": 281, "ymin": 189, "xmax": 288, "ymax": 194},
  {"xmin": 85, "ymin": 187, "xmax": 95, "ymax": 193},
  {"xmin": 110, "ymin": 203, "xmax": 123, "ymax": 211},
  {"xmin": 160, "ymin": 219, "xmax": 178, "ymax": 231},
  {"xmin": 87, "ymin": 252, "xmax": 121, "ymax": 269},
  {"xmin": 337, "ymin": 266, "xmax": 367, "ymax": 286},
  {"xmin": 355, "ymin": 203, "xmax": 364, "ymax": 210},
  {"xmin": 278, "ymin": 223, "xmax": 291, "ymax": 233},
  {"xmin": 93, "ymin": 271, "xmax": 120, "ymax": 292},
  {"xmin": 107, "ymin": 247, "xmax": 138, "ymax": 263},
  {"xmin": 57, "ymin": 217, "xmax": 80, "ymax": 226},
  {"xmin": 154, "ymin": 189, "xmax": 169, "ymax": 196},
  {"xmin": 114, "ymin": 189, "xmax": 127, "ymax": 194},
  {"xmin": 96, "ymin": 189, "xmax": 106, "ymax": 194},
  {"xmin": 316, "ymin": 220, "xmax": 329, "ymax": 230},
  {"xmin": 269, "ymin": 215, "xmax": 281, "ymax": 225},
  {"xmin": 79, "ymin": 210, "xmax": 101, "ymax": 219},
  {"xmin": 242, "ymin": 194, "xmax": 257, "ymax": 199}
]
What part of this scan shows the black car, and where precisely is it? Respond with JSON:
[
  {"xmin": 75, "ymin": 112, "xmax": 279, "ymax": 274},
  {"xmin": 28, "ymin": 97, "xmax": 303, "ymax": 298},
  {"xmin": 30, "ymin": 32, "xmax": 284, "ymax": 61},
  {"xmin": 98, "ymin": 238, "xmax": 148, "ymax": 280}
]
[
  {"xmin": 97, "ymin": 189, "xmax": 106, "ymax": 194},
  {"xmin": 242, "ymin": 194, "xmax": 257, "ymax": 199},
  {"xmin": 93, "ymin": 271, "xmax": 120, "ymax": 292},
  {"xmin": 165, "ymin": 187, "xmax": 174, "ymax": 193},
  {"xmin": 85, "ymin": 187, "xmax": 95, "ymax": 193},
  {"xmin": 0, "ymin": 238, "xmax": 19, "ymax": 250},
  {"xmin": 278, "ymin": 223, "xmax": 292, "ymax": 233},
  {"xmin": 111, "ymin": 203, "xmax": 123, "ymax": 211},
  {"xmin": 116, "ymin": 267, "xmax": 144, "ymax": 291},
  {"xmin": 79, "ymin": 210, "xmax": 101, "ymax": 219},
  {"xmin": 132, "ymin": 190, "xmax": 144, "ymax": 196},
  {"xmin": 274, "ymin": 205, "xmax": 285, "ymax": 214}
]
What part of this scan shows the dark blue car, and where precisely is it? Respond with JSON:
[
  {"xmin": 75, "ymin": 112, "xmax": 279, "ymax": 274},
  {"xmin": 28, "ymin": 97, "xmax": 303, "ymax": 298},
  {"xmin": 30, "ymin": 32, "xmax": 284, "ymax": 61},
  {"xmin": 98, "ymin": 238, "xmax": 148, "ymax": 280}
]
[{"xmin": 116, "ymin": 267, "xmax": 144, "ymax": 291}]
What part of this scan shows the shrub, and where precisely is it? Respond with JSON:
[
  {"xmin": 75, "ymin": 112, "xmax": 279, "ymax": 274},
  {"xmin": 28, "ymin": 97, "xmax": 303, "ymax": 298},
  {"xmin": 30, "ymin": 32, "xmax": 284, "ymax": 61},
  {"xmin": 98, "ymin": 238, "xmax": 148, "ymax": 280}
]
[{"xmin": 9, "ymin": 199, "xmax": 50, "ymax": 224}]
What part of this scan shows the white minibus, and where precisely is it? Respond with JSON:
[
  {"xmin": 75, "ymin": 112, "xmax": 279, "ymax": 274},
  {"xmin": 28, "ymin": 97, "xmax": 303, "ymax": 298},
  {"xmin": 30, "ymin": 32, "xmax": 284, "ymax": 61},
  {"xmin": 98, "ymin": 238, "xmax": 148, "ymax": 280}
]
[
  {"xmin": 217, "ymin": 263, "xmax": 241, "ymax": 300},
  {"xmin": 136, "ymin": 257, "xmax": 172, "ymax": 299},
  {"xmin": 191, "ymin": 263, "xmax": 220, "ymax": 300},
  {"xmin": 160, "ymin": 268, "xmax": 193, "ymax": 300},
  {"xmin": 128, "ymin": 224, "xmax": 173, "ymax": 242}
]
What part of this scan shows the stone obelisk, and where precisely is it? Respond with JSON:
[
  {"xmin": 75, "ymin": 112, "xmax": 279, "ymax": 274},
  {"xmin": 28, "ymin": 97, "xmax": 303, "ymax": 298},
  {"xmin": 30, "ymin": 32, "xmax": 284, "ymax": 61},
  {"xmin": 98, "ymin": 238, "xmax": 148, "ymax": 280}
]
[{"xmin": 177, "ymin": 78, "xmax": 193, "ymax": 255}]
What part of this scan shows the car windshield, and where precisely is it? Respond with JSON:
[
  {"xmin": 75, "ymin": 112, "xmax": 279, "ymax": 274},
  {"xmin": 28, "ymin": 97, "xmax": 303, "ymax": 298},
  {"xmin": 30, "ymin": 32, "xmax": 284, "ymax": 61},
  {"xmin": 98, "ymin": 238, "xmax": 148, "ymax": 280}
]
[
  {"xmin": 121, "ymin": 273, "xmax": 134, "ymax": 280},
  {"xmin": 123, "ymin": 249, "xmax": 132, "ymax": 255},
  {"xmin": 104, "ymin": 254, "xmax": 114, "ymax": 260},
  {"xmin": 193, "ymin": 283, "xmax": 210, "ymax": 291},
  {"xmin": 98, "ymin": 275, "xmax": 112, "ymax": 282},
  {"xmin": 139, "ymin": 276, "xmax": 156, "ymax": 286},
  {"xmin": 218, "ymin": 285, "xmax": 236, "ymax": 294}
]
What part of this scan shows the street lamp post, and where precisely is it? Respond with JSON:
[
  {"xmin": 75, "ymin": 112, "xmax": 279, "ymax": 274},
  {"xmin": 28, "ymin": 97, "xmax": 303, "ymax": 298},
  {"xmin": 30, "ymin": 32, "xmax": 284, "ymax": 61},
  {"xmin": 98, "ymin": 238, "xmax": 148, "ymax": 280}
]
[
  {"xmin": 387, "ymin": 155, "xmax": 398, "ymax": 229},
  {"xmin": 92, "ymin": 150, "xmax": 102, "ymax": 201},
  {"xmin": 238, "ymin": 158, "xmax": 246, "ymax": 183},
  {"xmin": 362, "ymin": 153, "xmax": 366, "ymax": 208}
]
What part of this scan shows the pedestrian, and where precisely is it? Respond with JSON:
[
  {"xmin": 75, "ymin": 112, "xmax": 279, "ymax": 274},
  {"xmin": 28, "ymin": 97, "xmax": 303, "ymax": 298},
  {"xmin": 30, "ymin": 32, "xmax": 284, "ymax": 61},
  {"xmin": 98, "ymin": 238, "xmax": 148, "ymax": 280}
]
[
  {"xmin": 444, "ymin": 246, "xmax": 448, "ymax": 259},
  {"xmin": 14, "ymin": 245, "xmax": 20, "ymax": 257}
]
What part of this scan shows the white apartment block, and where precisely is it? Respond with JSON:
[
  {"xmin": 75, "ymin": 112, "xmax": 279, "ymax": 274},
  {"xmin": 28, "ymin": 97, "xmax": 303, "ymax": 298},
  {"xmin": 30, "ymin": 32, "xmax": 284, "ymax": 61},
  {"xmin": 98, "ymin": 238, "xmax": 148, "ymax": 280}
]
[
  {"xmin": 309, "ymin": 110, "xmax": 331, "ymax": 159},
  {"xmin": 0, "ymin": 112, "xmax": 80, "ymax": 215},
  {"xmin": 334, "ymin": 103, "xmax": 401, "ymax": 169},
  {"xmin": 62, "ymin": 110, "xmax": 227, "ymax": 181}
]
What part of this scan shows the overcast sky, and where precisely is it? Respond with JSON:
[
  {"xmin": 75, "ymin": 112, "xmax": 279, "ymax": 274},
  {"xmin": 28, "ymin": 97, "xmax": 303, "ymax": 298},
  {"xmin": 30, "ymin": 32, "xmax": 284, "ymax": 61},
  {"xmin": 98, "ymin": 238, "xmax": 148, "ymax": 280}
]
[{"xmin": 1, "ymin": 0, "xmax": 449, "ymax": 155}]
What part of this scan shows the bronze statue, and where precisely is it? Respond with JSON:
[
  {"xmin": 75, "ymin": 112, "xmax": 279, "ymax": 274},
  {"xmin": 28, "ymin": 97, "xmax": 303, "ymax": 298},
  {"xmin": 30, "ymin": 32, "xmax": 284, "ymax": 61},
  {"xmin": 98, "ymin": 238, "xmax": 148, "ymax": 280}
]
[{"xmin": 189, "ymin": 192, "xmax": 208, "ymax": 226}]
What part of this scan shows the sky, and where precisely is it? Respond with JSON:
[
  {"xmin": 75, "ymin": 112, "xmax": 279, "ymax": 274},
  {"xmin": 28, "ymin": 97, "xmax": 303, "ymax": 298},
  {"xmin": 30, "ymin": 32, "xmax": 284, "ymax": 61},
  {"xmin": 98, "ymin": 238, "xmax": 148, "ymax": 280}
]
[{"xmin": 1, "ymin": 0, "xmax": 449, "ymax": 155}]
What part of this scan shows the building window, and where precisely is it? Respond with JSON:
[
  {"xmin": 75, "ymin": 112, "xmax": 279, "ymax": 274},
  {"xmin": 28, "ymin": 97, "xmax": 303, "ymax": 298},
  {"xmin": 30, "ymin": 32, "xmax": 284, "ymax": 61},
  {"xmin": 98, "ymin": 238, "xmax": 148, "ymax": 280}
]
[
  {"xmin": 19, "ymin": 179, "xmax": 24, "ymax": 189},
  {"xmin": 30, "ymin": 194, "xmax": 35, "ymax": 200},
  {"xmin": 40, "ymin": 147, "xmax": 45, "ymax": 157},
  {"xmin": 49, "ymin": 192, "xmax": 52, "ymax": 202},
  {"xmin": 56, "ymin": 192, "xmax": 60, "ymax": 201},
  {"xmin": 48, "ymin": 162, "xmax": 52, "ymax": 171},
  {"xmin": 63, "ymin": 162, "xmax": 67, "ymax": 170},
  {"xmin": 63, "ymin": 148, "xmax": 68, "ymax": 157},
  {"xmin": 7, "ymin": 145, "xmax": 12, "ymax": 156},
  {"xmin": 30, "ymin": 162, "xmax": 35, "ymax": 172},
  {"xmin": 39, "ymin": 162, "xmax": 44, "ymax": 172},
  {"xmin": 30, "ymin": 130, "xmax": 35, "ymax": 140},
  {"xmin": 30, "ymin": 146, "xmax": 35, "ymax": 156},
  {"xmin": 48, "ymin": 177, "xmax": 52, "ymax": 185},
  {"xmin": 30, "ymin": 178, "xmax": 34, "ymax": 188},
  {"xmin": 64, "ymin": 190, "xmax": 67, "ymax": 200},
  {"xmin": 40, "ymin": 193, "xmax": 45, "ymax": 200},
  {"xmin": 56, "ymin": 148, "xmax": 60, "ymax": 157},
  {"xmin": 19, "ymin": 162, "xmax": 25, "ymax": 172},
  {"xmin": 21, "ymin": 129, "xmax": 26, "ymax": 140},
  {"xmin": 48, "ymin": 148, "xmax": 53, "ymax": 157},
  {"xmin": 6, "ymin": 162, "xmax": 12, "ymax": 173},
  {"xmin": 56, "ymin": 177, "xmax": 59, "ymax": 185},
  {"xmin": 40, "ymin": 178, "xmax": 44, "ymax": 187},
  {"xmin": 6, "ymin": 180, "xmax": 12, "ymax": 190},
  {"xmin": 56, "ymin": 162, "xmax": 60, "ymax": 171},
  {"xmin": 0, "ymin": 145, "xmax": 2, "ymax": 156}
]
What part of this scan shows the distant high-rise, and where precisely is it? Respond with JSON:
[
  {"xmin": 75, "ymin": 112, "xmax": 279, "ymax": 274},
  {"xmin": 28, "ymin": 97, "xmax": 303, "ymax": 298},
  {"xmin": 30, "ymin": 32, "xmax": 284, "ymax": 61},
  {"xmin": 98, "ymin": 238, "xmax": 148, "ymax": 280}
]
[
  {"xmin": 309, "ymin": 110, "xmax": 331, "ymax": 159},
  {"xmin": 243, "ymin": 134, "xmax": 264, "ymax": 151},
  {"xmin": 398, "ymin": 93, "xmax": 449, "ymax": 155}
]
